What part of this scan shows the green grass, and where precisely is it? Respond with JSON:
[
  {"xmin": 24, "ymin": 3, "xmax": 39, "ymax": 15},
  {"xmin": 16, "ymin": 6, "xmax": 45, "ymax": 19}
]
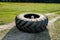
[
  {"xmin": 53, "ymin": 19, "xmax": 60, "ymax": 40},
  {"xmin": 0, "ymin": 29, "xmax": 9, "ymax": 40},
  {"xmin": 48, "ymin": 19, "xmax": 60, "ymax": 40},
  {"xmin": 0, "ymin": 2, "xmax": 60, "ymax": 25}
]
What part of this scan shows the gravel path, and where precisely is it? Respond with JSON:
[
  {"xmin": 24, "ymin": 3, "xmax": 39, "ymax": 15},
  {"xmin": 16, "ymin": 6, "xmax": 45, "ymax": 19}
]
[
  {"xmin": 45, "ymin": 13, "xmax": 55, "ymax": 16},
  {"xmin": 0, "ymin": 22, "xmax": 15, "ymax": 31},
  {"xmin": 48, "ymin": 16, "xmax": 60, "ymax": 25},
  {"xmin": 48, "ymin": 16, "xmax": 60, "ymax": 30}
]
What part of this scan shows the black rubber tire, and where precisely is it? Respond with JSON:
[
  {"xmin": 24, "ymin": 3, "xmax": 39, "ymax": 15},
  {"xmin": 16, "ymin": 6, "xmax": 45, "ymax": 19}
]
[{"xmin": 15, "ymin": 13, "xmax": 48, "ymax": 33}]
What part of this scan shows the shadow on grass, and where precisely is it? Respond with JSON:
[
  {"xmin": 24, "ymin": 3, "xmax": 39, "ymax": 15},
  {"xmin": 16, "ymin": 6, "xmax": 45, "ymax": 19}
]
[{"xmin": 2, "ymin": 26, "xmax": 51, "ymax": 40}]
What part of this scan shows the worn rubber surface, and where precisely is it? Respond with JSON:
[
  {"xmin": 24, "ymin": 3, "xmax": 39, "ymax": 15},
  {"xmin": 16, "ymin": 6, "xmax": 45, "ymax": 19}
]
[{"xmin": 15, "ymin": 13, "xmax": 48, "ymax": 33}]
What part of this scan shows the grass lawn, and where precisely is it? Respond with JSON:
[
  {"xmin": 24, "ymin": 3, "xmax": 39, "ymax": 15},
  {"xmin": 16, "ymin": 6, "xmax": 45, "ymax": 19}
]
[
  {"xmin": 0, "ymin": 2, "xmax": 60, "ymax": 40},
  {"xmin": 54, "ymin": 19, "xmax": 60, "ymax": 40},
  {"xmin": 0, "ymin": 29, "xmax": 9, "ymax": 40},
  {"xmin": 0, "ymin": 2, "xmax": 60, "ymax": 25},
  {"xmin": 48, "ymin": 19, "xmax": 60, "ymax": 40}
]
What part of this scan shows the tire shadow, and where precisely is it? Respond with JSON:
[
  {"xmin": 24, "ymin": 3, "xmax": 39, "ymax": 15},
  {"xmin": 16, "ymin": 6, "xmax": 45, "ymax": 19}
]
[{"xmin": 2, "ymin": 26, "xmax": 51, "ymax": 40}]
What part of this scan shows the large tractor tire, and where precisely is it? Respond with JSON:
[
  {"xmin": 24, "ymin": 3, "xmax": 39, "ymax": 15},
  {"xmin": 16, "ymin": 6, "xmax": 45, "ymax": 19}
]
[{"xmin": 15, "ymin": 13, "xmax": 48, "ymax": 33}]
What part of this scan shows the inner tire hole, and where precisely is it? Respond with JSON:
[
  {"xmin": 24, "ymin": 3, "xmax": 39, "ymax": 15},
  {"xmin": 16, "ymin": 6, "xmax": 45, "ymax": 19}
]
[{"xmin": 24, "ymin": 14, "xmax": 40, "ymax": 19}]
